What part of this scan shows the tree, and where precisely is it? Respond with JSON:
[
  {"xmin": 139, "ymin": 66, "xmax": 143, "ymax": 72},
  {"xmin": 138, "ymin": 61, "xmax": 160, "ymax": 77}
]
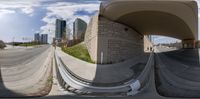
[{"xmin": 0, "ymin": 40, "xmax": 6, "ymax": 49}]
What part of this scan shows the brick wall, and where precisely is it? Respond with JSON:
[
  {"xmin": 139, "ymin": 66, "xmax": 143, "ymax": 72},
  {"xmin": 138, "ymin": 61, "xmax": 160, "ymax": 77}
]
[
  {"xmin": 97, "ymin": 17, "xmax": 144, "ymax": 64},
  {"xmin": 85, "ymin": 15, "xmax": 145, "ymax": 64}
]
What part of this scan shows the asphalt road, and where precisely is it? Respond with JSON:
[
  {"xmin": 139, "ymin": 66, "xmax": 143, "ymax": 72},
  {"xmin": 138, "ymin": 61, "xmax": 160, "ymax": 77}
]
[
  {"xmin": 0, "ymin": 45, "xmax": 49, "ymax": 66},
  {"xmin": 155, "ymin": 47, "xmax": 200, "ymax": 98},
  {"xmin": 0, "ymin": 45, "xmax": 52, "ymax": 97}
]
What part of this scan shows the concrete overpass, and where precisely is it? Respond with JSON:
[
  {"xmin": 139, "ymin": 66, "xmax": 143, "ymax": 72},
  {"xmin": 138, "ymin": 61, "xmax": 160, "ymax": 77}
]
[
  {"xmin": 100, "ymin": 0, "xmax": 198, "ymax": 40},
  {"xmin": 85, "ymin": 0, "xmax": 198, "ymax": 64}
]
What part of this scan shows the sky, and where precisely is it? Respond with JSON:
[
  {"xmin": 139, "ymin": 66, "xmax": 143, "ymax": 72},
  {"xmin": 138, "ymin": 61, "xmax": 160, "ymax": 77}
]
[
  {"xmin": 0, "ymin": 0, "xmax": 100, "ymax": 43},
  {"xmin": 0, "ymin": 0, "xmax": 199, "ymax": 44}
]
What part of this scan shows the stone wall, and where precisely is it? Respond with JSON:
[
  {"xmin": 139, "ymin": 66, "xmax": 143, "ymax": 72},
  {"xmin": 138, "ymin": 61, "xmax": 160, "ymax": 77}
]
[
  {"xmin": 84, "ymin": 13, "xmax": 99, "ymax": 62},
  {"xmin": 85, "ymin": 14, "xmax": 145, "ymax": 64},
  {"xmin": 97, "ymin": 17, "xmax": 144, "ymax": 64}
]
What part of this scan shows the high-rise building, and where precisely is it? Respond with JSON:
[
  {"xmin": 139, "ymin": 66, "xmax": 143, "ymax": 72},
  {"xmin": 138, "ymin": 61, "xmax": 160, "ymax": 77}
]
[
  {"xmin": 41, "ymin": 34, "xmax": 48, "ymax": 44},
  {"xmin": 55, "ymin": 19, "xmax": 66, "ymax": 42},
  {"xmin": 73, "ymin": 18, "xmax": 87, "ymax": 41},
  {"xmin": 34, "ymin": 33, "xmax": 40, "ymax": 42}
]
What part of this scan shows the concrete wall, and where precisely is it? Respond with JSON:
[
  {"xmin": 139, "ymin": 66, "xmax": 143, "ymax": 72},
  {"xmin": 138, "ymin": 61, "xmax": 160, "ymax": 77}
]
[
  {"xmin": 84, "ymin": 13, "xmax": 99, "ymax": 62},
  {"xmin": 144, "ymin": 36, "xmax": 153, "ymax": 52},
  {"xmin": 85, "ymin": 14, "xmax": 145, "ymax": 64},
  {"xmin": 100, "ymin": 0, "xmax": 198, "ymax": 40},
  {"xmin": 97, "ymin": 17, "xmax": 144, "ymax": 64},
  {"xmin": 182, "ymin": 39, "xmax": 196, "ymax": 48}
]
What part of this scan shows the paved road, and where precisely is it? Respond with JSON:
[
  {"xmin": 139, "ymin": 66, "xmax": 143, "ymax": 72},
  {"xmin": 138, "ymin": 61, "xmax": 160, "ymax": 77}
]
[
  {"xmin": 0, "ymin": 45, "xmax": 53, "ymax": 97},
  {"xmin": 155, "ymin": 47, "xmax": 200, "ymax": 98},
  {"xmin": 37, "ymin": 46, "xmax": 200, "ymax": 99},
  {"xmin": 0, "ymin": 45, "xmax": 49, "ymax": 66}
]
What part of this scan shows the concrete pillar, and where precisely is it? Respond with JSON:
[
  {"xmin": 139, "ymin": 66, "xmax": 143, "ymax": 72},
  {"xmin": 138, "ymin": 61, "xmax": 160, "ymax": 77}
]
[
  {"xmin": 182, "ymin": 39, "xmax": 196, "ymax": 49},
  {"xmin": 195, "ymin": 41, "xmax": 199, "ymax": 48},
  {"xmin": 144, "ymin": 35, "xmax": 153, "ymax": 53}
]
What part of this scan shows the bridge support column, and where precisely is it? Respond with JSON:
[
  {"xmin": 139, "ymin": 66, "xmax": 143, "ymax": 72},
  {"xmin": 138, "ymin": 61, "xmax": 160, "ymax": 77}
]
[{"xmin": 182, "ymin": 39, "xmax": 196, "ymax": 49}]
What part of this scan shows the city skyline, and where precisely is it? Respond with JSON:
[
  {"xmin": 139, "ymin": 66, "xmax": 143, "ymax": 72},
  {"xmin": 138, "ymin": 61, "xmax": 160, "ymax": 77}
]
[
  {"xmin": 34, "ymin": 33, "xmax": 48, "ymax": 44},
  {"xmin": 55, "ymin": 19, "xmax": 66, "ymax": 41},
  {"xmin": 0, "ymin": 0, "xmax": 200, "ymax": 44},
  {"xmin": 73, "ymin": 18, "xmax": 87, "ymax": 41},
  {"xmin": 0, "ymin": 1, "xmax": 199, "ymax": 98},
  {"xmin": 0, "ymin": 0, "xmax": 100, "ymax": 43}
]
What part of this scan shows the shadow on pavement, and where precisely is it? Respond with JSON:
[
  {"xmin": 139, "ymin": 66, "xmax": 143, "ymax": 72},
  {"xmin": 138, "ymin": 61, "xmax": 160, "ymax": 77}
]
[
  {"xmin": 92, "ymin": 53, "xmax": 150, "ymax": 88},
  {"xmin": 0, "ymin": 46, "xmax": 51, "ymax": 98},
  {"xmin": 0, "ymin": 65, "xmax": 24, "ymax": 98},
  {"xmin": 155, "ymin": 48, "xmax": 200, "ymax": 98}
]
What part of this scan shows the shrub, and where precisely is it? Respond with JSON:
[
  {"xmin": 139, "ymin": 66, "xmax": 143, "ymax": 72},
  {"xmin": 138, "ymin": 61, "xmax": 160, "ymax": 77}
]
[{"xmin": 0, "ymin": 40, "xmax": 6, "ymax": 49}]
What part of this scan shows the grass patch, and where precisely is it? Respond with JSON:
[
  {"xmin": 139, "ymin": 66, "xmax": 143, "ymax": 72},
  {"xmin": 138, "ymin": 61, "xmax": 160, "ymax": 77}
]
[
  {"xmin": 18, "ymin": 43, "xmax": 37, "ymax": 46},
  {"xmin": 17, "ymin": 43, "xmax": 43, "ymax": 47},
  {"xmin": 16, "ymin": 41, "xmax": 45, "ymax": 47},
  {"xmin": 47, "ymin": 76, "xmax": 53, "ymax": 85},
  {"xmin": 61, "ymin": 43, "xmax": 94, "ymax": 64}
]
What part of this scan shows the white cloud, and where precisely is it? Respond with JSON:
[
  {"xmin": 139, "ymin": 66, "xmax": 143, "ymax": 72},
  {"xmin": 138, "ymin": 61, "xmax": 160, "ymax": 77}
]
[
  {"xmin": 152, "ymin": 36, "xmax": 181, "ymax": 44},
  {"xmin": 0, "ymin": 0, "xmax": 100, "ymax": 43},
  {"xmin": 46, "ymin": 2, "xmax": 100, "ymax": 23},
  {"xmin": 40, "ymin": 17, "xmax": 57, "ymax": 37},
  {"xmin": 21, "ymin": 7, "xmax": 34, "ymax": 16},
  {"xmin": 0, "ymin": 9, "xmax": 15, "ymax": 14},
  {"xmin": 40, "ymin": 1, "xmax": 100, "ymax": 40},
  {"xmin": 0, "ymin": 9, "xmax": 15, "ymax": 17},
  {"xmin": 0, "ymin": 0, "xmax": 41, "ymax": 16}
]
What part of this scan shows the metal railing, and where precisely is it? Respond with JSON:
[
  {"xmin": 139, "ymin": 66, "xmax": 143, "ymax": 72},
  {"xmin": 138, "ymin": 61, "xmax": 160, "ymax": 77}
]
[{"xmin": 55, "ymin": 51, "xmax": 154, "ymax": 95}]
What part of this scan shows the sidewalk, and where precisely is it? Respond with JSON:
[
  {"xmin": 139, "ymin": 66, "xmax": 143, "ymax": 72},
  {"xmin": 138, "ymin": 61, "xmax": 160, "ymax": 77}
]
[
  {"xmin": 48, "ymin": 50, "xmax": 74, "ymax": 96},
  {"xmin": 55, "ymin": 47, "xmax": 149, "ymax": 86}
]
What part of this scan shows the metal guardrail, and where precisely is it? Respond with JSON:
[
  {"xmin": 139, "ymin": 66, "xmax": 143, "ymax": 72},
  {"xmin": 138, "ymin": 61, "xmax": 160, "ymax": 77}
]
[{"xmin": 55, "ymin": 51, "xmax": 154, "ymax": 95}]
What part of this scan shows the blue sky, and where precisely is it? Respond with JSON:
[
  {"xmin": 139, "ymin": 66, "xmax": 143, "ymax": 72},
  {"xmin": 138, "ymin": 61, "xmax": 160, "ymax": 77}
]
[
  {"xmin": 0, "ymin": 0, "xmax": 100, "ymax": 43},
  {"xmin": 0, "ymin": 0, "xmax": 199, "ymax": 44}
]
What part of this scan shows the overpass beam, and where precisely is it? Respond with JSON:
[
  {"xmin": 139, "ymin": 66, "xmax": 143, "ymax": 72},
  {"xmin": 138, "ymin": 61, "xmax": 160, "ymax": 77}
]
[{"xmin": 182, "ymin": 39, "xmax": 196, "ymax": 49}]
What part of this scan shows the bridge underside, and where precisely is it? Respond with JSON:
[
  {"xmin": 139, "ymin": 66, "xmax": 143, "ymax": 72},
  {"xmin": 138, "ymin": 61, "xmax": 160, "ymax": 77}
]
[{"xmin": 84, "ymin": 0, "xmax": 198, "ymax": 63}]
